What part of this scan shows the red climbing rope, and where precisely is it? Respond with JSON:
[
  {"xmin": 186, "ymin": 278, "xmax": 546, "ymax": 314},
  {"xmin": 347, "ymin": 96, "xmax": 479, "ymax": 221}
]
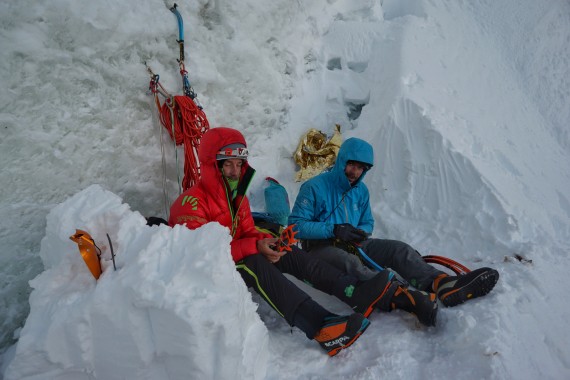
[
  {"xmin": 145, "ymin": 4, "xmax": 210, "ymax": 193},
  {"xmin": 159, "ymin": 95, "xmax": 209, "ymax": 190},
  {"xmin": 147, "ymin": 65, "xmax": 209, "ymax": 192}
]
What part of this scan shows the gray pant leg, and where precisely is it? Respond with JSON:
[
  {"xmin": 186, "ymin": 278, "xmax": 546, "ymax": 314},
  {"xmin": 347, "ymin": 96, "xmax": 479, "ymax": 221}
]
[
  {"xmin": 309, "ymin": 245, "xmax": 378, "ymax": 281},
  {"xmin": 360, "ymin": 239, "xmax": 445, "ymax": 291}
]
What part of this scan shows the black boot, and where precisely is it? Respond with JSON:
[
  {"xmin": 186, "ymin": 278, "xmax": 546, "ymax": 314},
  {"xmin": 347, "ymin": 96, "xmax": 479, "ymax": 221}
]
[
  {"xmin": 342, "ymin": 270, "xmax": 396, "ymax": 318},
  {"xmin": 391, "ymin": 286, "xmax": 438, "ymax": 327},
  {"xmin": 314, "ymin": 313, "xmax": 370, "ymax": 357},
  {"xmin": 434, "ymin": 267, "xmax": 499, "ymax": 307}
]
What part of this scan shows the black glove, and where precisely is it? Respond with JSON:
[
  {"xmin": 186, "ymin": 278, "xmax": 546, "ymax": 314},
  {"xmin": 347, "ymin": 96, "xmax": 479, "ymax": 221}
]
[
  {"xmin": 146, "ymin": 216, "xmax": 168, "ymax": 226},
  {"xmin": 333, "ymin": 223, "xmax": 369, "ymax": 243}
]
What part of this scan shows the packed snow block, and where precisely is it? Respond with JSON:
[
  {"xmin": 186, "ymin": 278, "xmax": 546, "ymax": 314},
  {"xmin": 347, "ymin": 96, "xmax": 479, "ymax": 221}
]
[{"xmin": 4, "ymin": 185, "xmax": 269, "ymax": 380}]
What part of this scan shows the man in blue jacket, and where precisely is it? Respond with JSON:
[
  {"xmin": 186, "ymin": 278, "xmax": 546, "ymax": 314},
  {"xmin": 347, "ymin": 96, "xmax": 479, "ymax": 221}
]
[{"xmin": 289, "ymin": 137, "xmax": 499, "ymax": 310}]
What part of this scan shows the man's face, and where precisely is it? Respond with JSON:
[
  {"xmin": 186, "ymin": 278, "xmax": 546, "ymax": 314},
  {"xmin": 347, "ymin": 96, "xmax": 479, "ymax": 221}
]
[
  {"xmin": 344, "ymin": 161, "xmax": 367, "ymax": 184},
  {"xmin": 221, "ymin": 158, "xmax": 243, "ymax": 180}
]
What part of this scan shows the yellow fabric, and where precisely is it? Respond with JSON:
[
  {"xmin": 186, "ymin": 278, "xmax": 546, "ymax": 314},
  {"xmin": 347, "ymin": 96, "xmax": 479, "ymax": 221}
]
[{"xmin": 293, "ymin": 124, "xmax": 342, "ymax": 182}]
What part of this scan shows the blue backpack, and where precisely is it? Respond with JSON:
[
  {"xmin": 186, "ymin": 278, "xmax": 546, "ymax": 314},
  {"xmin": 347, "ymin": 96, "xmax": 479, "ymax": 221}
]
[{"xmin": 264, "ymin": 177, "xmax": 290, "ymax": 226}]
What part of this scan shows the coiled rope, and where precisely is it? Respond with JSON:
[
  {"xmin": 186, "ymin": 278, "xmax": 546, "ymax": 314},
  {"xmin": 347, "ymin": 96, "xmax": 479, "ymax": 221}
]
[{"xmin": 146, "ymin": 3, "xmax": 210, "ymax": 209}]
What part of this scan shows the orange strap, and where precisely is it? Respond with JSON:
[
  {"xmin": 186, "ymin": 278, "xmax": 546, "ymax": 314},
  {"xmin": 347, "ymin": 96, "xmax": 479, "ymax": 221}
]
[
  {"xmin": 70, "ymin": 229, "xmax": 102, "ymax": 280},
  {"xmin": 423, "ymin": 255, "xmax": 471, "ymax": 275}
]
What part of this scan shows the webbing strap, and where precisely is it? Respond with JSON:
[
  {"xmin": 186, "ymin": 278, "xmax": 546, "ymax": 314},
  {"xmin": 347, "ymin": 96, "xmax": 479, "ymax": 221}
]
[{"xmin": 355, "ymin": 246, "xmax": 385, "ymax": 271}]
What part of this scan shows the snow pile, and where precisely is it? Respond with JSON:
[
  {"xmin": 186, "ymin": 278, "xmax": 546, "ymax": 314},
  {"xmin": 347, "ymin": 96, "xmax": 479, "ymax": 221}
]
[{"xmin": 3, "ymin": 185, "xmax": 268, "ymax": 380}]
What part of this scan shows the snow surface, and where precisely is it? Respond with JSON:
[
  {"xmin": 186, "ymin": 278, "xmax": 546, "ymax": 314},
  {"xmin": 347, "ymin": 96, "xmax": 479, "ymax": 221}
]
[{"xmin": 1, "ymin": 0, "xmax": 569, "ymax": 379}]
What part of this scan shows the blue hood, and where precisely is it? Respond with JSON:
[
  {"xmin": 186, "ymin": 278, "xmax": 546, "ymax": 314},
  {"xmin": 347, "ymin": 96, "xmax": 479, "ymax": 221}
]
[{"xmin": 331, "ymin": 138, "xmax": 374, "ymax": 188}]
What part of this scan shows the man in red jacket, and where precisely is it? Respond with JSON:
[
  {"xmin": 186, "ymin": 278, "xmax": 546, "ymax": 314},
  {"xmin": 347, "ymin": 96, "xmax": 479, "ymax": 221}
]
[{"xmin": 170, "ymin": 127, "xmax": 406, "ymax": 356}]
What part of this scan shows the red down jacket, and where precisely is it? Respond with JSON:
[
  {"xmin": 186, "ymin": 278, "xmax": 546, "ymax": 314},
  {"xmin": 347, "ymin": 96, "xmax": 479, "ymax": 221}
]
[{"xmin": 168, "ymin": 127, "xmax": 271, "ymax": 262}]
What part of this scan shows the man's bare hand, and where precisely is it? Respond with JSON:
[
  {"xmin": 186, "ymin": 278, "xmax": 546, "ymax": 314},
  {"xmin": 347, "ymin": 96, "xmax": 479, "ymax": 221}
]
[{"xmin": 257, "ymin": 238, "xmax": 285, "ymax": 264}]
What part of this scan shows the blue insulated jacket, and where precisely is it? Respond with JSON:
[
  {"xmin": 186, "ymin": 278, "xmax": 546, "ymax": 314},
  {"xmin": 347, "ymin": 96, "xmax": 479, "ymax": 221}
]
[{"xmin": 289, "ymin": 138, "xmax": 375, "ymax": 239}]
